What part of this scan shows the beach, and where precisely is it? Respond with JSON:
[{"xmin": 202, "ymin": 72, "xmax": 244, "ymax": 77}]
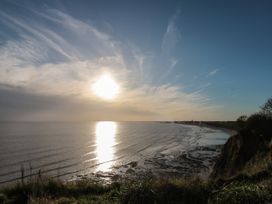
[
  {"xmin": 0, "ymin": 122, "xmax": 230, "ymax": 186},
  {"xmin": 72, "ymin": 123, "xmax": 231, "ymax": 183}
]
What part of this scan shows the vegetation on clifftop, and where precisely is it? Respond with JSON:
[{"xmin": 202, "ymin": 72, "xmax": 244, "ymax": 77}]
[{"xmin": 0, "ymin": 171, "xmax": 272, "ymax": 204}]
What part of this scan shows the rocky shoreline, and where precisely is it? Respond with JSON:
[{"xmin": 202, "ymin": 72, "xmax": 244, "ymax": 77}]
[{"xmin": 73, "ymin": 144, "xmax": 223, "ymax": 183}]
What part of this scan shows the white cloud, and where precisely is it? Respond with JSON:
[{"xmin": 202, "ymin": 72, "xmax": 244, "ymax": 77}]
[
  {"xmin": 158, "ymin": 11, "xmax": 181, "ymax": 81},
  {"xmin": 161, "ymin": 10, "xmax": 181, "ymax": 54},
  {"xmin": 170, "ymin": 58, "xmax": 178, "ymax": 68},
  {"xmin": 207, "ymin": 68, "xmax": 220, "ymax": 77},
  {"xmin": 0, "ymin": 9, "xmax": 220, "ymax": 121}
]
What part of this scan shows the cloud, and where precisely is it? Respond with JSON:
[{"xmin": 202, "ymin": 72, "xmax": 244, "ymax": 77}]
[
  {"xmin": 170, "ymin": 58, "xmax": 178, "ymax": 68},
  {"xmin": 0, "ymin": 87, "xmax": 160, "ymax": 121},
  {"xmin": 207, "ymin": 69, "xmax": 220, "ymax": 77},
  {"xmin": 0, "ymin": 7, "xmax": 221, "ymax": 121},
  {"xmin": 0, "ymin": 8, "xmax": 119, "ymax": 63},
  {"xmin": 161, "ymin": 10, "xmax": 181, "ymax": 55},
  {"xmin": 158, "ymin": 10, "xmax": 181, "ymax": 82}
]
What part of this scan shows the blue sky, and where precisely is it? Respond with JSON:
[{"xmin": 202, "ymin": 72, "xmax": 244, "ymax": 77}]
[{"xmin": 0, "ymin": 0, "xmax": 271, "ymax": 121}]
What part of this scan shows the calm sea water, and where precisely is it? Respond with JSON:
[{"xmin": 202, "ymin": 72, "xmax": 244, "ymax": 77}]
[{"xmin": 0, "ymin": 122, "xmax": 229, "ymax": 185}]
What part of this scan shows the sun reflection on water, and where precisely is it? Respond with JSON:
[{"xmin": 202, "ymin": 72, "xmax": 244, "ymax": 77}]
[{"xmin": 95, "ymin": 121, "xmax": 117, "ymax": 171}]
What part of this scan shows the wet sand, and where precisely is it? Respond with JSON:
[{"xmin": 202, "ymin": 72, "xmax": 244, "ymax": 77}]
[
  {"xmin": 73, "ymin": 124, "xmax": 230, "ymax": 183},
  {"xmin": 0, "ymin": 122, "xmax": 230, "ymax": 186}
]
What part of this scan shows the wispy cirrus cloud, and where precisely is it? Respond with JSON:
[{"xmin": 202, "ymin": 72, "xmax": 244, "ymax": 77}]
[
  {"xmin": 158, "ymin": 10, "xmax": 181, "ymax": 82},
  {"xmin": 161, "ymin": 10, "xmax": 181, "ymax": 55},
  {"xmin": 207, "ymin": 68, "xmax": 220, "ymax": 77},
  {"xmin": 0, "ymin": 6, "xmax": 221, "ymax": 121}
]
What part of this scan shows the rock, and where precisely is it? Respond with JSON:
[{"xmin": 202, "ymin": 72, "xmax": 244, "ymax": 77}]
[
  {"xmin": 126, "ymin": 168, "xmax": 135, "ymax": 174},
  {"xmin": 128, "ymin": 161, "xmax": 138, "ymax": 168},
  {"xmin": 112, "ymin": 174, "xmax": 120, "ymax": 181}
]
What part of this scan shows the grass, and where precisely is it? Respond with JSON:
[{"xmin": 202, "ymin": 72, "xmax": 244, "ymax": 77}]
[
  {"xmin": 0, "ymin": 177, "xmax": 211, "ymax": 204},
  {"xmin": 210, "ymin": 182, "xmax": 272, "ymax": 204},
  {"xmin": 210, "ymin": 159, "xmax": 272, "ymax": 204},
  {"xmin": 1, "ymin": 169, "xmax": 272, "ymax": 204}
]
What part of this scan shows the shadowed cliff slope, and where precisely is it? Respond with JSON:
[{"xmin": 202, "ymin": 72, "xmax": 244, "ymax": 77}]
[{"xmin": 211, "ymin": 98, "xmax": 272, "ymax": 179}]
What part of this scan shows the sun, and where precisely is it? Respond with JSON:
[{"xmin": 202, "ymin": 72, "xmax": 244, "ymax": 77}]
[{"xmin": 92, "ymin": 74, "xmax": 120, "ymax": 100}]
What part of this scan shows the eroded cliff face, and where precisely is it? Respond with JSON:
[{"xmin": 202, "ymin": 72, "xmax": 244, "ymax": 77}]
[{"xmin": 211, "ymin": 130, "xmax": 270, "ymax": 179}]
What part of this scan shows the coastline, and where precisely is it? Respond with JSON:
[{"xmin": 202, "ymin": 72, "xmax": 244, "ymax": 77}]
[
  {"xmin": 175, "ymin": 121, "xmax": 237, "ymax": 137},
  {"xmin": 72, "ymin": 144, "xmax": 223, "ymax": 184},
  {"xmin": 0, "ymin": 122, "xmax": 232, "ymax": 187},
  {"xmin": 71, "ymin": 123, "xmax": 232, "ymax": 184}
]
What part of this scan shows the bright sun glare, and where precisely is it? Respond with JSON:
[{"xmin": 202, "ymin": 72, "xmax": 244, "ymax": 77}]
[
  {"xmin": 92, "ymin": 74, "xmax": 120, "ymax": 100},
  {"xmin": 95, "ymin": 121, "xmax": 117, "ymax": 171}
]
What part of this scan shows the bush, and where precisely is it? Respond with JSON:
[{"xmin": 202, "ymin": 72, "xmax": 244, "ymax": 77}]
[
  {"xmin": 236, "ymin": 115, "xmax": 248, "ymax": 130},
  {"xmin": 245, "ymin": 113, "xmax": 272, "ymax": 139},
  {"xmin": 260, "ymin": 97, "xmax": 272, "ymax": 116}
]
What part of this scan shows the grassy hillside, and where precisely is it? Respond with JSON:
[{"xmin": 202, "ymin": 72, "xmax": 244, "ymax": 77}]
[{"xmin": 0, "ymin": 167, "xmax": 272, "ymax": 204}]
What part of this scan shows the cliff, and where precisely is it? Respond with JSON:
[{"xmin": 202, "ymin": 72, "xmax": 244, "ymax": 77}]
[{"xmin": 211, "ymin": 127, "xmax": 272, "ymax": 179}]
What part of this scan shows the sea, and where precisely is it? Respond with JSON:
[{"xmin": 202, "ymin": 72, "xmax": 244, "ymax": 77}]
[{"xmin": 0, "ymin": 121, "xmax": 230, "ymax": 185}]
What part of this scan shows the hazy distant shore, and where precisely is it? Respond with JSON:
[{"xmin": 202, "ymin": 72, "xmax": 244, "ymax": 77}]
[{"xmin": 174, "ymin": 121, "xmax": 238, "ymax": 135}]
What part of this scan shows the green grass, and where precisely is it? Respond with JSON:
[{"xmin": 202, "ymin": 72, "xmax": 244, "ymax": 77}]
[
  {"xmin": 1, "ymin": 170, "xmax": 272, "ymax": 204},
  {"xmin": 0, "ymin": 177, "xmax": 211, "ymax": 204},
  {"xmin": 210, "ymin": 182, "xmax": 272, "ymax": 204}
]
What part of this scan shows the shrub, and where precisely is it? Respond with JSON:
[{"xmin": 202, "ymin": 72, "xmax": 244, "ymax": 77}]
[
  {"xmin": 260, "ymin": 97, "xmax": 272, "ymax": 116},
  {"xmin": 236, "ymin": 115, "xmax": 248, "ymax": 130},
  {"xmin": 246, "ymin": 113, "xmax": 272, "ymax": 139}
]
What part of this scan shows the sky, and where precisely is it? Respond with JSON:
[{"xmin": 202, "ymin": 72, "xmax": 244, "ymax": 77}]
[{"xmin": 0, "ymin": 0, "xmax": 271, "ymax": 121}]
